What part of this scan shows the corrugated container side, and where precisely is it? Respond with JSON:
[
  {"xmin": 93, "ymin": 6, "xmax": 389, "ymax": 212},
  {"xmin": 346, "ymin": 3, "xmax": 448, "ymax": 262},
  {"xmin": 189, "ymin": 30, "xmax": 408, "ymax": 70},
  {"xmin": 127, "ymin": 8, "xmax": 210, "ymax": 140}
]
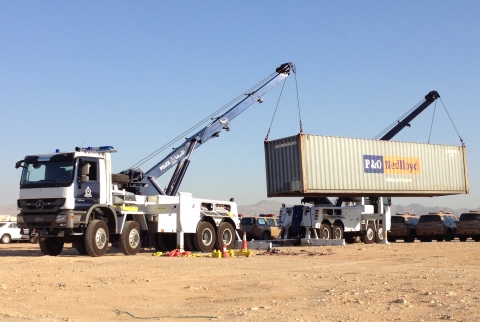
[{"xmin": 265, "ymin": 134, "xmax": 468, "ymax": 197}]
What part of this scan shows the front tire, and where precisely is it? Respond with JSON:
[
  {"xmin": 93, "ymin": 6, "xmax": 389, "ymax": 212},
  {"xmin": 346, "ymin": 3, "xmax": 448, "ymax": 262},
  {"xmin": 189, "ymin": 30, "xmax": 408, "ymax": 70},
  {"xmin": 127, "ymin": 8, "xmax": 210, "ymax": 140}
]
[
  {"xmin": 85, "ymin": 220, "xmax": 109, "ymax": 257},
  {"xmin": 1, "ymin": 234, "xmax": 11, "ymax": 244},
  {"xmin": 39, "ymin": 237, "xmax": 64, "ymax": 256},
  {"xmin": 119, "ymin": 221, "xmax": 141, "ymax": 255},
  {"xmin": 194, "ymin": 221, "xmax": 216, "ymax": 252}
]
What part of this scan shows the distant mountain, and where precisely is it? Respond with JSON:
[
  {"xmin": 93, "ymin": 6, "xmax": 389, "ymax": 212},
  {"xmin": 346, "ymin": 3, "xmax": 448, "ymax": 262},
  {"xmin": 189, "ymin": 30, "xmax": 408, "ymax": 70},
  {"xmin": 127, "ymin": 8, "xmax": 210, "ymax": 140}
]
[{"xmin": 238, "ymin": 200, "xmax": 286, "ymax": 216}]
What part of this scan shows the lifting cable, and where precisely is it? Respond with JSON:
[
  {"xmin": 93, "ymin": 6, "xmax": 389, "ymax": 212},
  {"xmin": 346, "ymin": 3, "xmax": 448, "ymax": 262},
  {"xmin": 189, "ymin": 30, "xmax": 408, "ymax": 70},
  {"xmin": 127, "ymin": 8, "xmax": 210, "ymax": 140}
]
[
  {"xmin": 294, "ymin": 71, "xmax": 303, "ymax": 134},
  {"xmin": 439, "ymin": 97, "xmax": 465, "ymax": 146},
  {"xmin": 129, "ymin": 71, "xmax": 280, "ymax": 169},
  {"xmin": 264, "ymin": 67, "xmax": 303, "ymax": 141},
  {"xmin": 264, "ymin": 78, "xmax": 287, "ymax": 141},
  {"xmin": 427, "ymin": 100, "xmax": 437, "ymax": 144}
]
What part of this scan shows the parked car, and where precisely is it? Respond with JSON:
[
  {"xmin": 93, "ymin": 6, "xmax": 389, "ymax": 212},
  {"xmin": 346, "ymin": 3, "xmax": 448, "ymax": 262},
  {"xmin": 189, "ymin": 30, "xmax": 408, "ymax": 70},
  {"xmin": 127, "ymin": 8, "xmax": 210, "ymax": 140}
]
[
  {"xmin": 240, "ymin": 214, "xmax": 281, "ymax": 240},
  {"xmin": 456, "ymin": 211, "xmax": 480, "ymax": 242},
  {"xmin": 416, "ymin": 212, "xmax": 457, "ymax": 242},
  {"xmin": 388, "ymin": 213, "xmax": 418, "ymax": 243},
  {"xmin": 0, "ymin": 222, "xmax": 29, "ymax": 244}
]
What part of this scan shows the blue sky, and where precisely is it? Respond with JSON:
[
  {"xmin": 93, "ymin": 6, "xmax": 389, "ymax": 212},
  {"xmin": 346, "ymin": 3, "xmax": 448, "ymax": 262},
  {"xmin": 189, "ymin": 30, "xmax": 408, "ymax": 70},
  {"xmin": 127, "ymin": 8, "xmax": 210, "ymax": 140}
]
[{"xmin": 1, "ymin": 1, "xmax": 479, "ymax": 209}]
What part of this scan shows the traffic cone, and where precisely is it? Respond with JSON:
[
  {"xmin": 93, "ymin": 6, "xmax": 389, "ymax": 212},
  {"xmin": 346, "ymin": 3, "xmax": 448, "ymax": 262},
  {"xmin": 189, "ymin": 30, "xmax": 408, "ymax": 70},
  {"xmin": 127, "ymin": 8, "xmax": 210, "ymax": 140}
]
[
  {"xmin": 222, "ymin": 244, "xmax": 227, "ymax": 258},
  {"xmin": 242, "ymin": 231, "xmax": 248, "ymax": 251}
]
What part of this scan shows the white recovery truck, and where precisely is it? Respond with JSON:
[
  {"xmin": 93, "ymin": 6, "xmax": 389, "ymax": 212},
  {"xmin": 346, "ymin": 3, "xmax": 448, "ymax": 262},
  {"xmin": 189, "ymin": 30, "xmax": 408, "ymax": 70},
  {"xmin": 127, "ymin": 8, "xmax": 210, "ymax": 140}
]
[
  {"xmin": 15, "ymin": 62, "xmax": 295, "ymax": 257},
  {"xmin": 278, "ymin": 197, "xmax": 391, "ymax": 245}
]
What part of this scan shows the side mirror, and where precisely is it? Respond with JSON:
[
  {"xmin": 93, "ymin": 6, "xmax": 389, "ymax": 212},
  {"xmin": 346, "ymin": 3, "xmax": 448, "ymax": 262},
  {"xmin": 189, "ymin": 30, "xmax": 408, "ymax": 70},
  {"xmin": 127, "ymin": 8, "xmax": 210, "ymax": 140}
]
[{"xmin": 15, "ymin": 160, "xmax": 24, "ymax": 169}]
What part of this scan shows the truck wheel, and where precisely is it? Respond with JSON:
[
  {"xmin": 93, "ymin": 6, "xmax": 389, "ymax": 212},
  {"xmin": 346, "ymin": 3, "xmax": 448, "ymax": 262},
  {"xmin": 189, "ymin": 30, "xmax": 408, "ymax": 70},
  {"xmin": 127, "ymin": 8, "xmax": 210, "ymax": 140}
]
[
  {"xmin": 459, "ymin": 236, "xmax": 467, "ymax": 242},
  {"xmin": 85, "ymin": 220, "xmax": 109, "ymax": 257},
  {"xmin": 119, "ymin": 221, "xmax": 141, "ymax": 255},
  {"xmin": 388, "ymin": 237, "xmax": 397, "ymax": 243},
  {"xmin": 319, "ymin": 224, "xmax": 330, "ymax": 239},
  {"xmin": 345, "ymin": 235, "xmax": 355, "ymax": 244},
  {"xmin": 39, "ymin": 237, "xmax": 64, "ymax": 256},
  {"xmin": 185, "ymin": 233, "xmax": 196, "ymax": 251},
  {"xmin": 153, "ymin": 233, "xmax": 176, "ymax": 252},
  {"xmin": 262, "ymin": 231, "xmax": 271, "ymax": 241},
  {"xmin": 194, "ymin": 221, "xmax": 216, "ymax": 253},
  {"xmin": 1, "ymin": 234, "xmax": 11, "ymax": 244},
  {"xmin": 331, "ymin": 226, "xmax": 344, "ymax": 240},
  {"xmin": 74, "ymin": 239, "xmax": 88, "ymax": 255},
  {"xmin": 362, "ymin": 225, "xmax": 375, "ymax": 244},
  {"xmin": 375, "ymin": 227, "xmax": 384, "ymax": 243},
  {"xmin": 445, "ymin": 230, "xmax": 454, "ymax": 242},
  {"xmin": 215, "ymin": 222, "xmax": 236, "ymax": 250}
]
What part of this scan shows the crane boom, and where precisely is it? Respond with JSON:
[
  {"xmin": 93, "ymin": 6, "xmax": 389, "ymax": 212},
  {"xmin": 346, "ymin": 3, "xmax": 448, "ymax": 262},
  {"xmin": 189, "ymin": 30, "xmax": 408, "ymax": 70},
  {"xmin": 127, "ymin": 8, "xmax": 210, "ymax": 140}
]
[
  {"xmin": 138, "ymin": 62, "xmax": 295, "ymax": 196},
  {"xmin": 379, "ymin": 90, "xmax": 440, "ymax": 141}
]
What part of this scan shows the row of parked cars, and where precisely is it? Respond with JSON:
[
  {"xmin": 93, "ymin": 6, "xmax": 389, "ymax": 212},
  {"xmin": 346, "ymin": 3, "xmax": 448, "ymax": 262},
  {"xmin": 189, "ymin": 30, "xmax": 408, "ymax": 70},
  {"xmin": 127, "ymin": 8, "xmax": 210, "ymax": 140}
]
[
  {"xmin": 388, "ymin": 211, "xmax": 480, "ymax": 243},
  {"xmin": 239, "ymin": 210, "xmax": 480, "ymax": 243}
]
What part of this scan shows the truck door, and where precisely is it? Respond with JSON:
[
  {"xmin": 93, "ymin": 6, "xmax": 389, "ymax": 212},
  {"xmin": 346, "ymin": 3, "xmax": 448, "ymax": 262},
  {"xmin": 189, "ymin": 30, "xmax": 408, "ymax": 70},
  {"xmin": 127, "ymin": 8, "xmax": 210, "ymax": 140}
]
[
  {"xmin": 74, "ymin": 158, "xmax": 101, "ymax": 210},
  {"xmin": 290, "ymin": 206, "xmax": 304, "ymax": 238}
]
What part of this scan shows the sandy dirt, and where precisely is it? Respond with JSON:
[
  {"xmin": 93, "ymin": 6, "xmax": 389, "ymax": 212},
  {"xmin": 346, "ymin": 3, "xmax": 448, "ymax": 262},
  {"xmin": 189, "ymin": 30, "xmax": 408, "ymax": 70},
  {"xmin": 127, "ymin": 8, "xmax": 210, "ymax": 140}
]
[{"xmin": 0, "ymin": 241, "xmax": 479, "ymax": 322}]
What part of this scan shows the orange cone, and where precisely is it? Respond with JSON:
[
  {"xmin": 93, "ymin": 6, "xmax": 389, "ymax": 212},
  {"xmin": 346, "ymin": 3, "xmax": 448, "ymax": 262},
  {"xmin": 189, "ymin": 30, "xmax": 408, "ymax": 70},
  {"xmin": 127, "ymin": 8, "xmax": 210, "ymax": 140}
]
[
  {"xmin": 222, "ymin": 244, "xmax": 227, "ymax": 258},
  {"xmin": 242, "ymin": 231, "xmax": 248, "ymax": 251}
]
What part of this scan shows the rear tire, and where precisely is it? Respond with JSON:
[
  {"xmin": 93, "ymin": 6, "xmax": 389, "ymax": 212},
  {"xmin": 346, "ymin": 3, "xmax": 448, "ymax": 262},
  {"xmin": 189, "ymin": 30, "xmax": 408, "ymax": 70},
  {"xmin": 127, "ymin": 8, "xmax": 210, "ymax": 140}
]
[
  {"xmin": 331, "ymin": 225, "xmax": 344, "ymax": 240},
  {"xmin": 185, "ymin": 233, "xmax": 196, "ymax": 251},
  {"xmin": 193, "ymin": 221, "xmax": 216, "ymax": 252},
  {"xmin": 375, "ymin": 227, "xmax": 384, "ymax": 243},
  {"xmin": 319, "ymin": 224, "xmax": 331, "ymax": 239},
  {"xmin": 388, "ymin": 237, "xmax": 397, "ymax": 243},
  {"xmin": 362, "ymin": 225, "xmax": 375, "ymax": 244},
  {"xmin": 85, "ymin": 220, "xmax": 109, "ymax": 257},
  {"xmin": 153, "ymin": 233, "xmax": 176, "ymax": 252},
  {"xmin": 39, "ymin": 237, "xmax": 64, "ymax": 256},
  {"xmin": 215, "ymin": 222, "xmax": 236, "ymax": 249},
  {"xmin": 119, "ymin": 221, "xmax": 141, "ymax": 255},
  {"xmin": 459, "ymin": 236, "xmax": 467, "ymax": 242},
  {"xmin": 345, "ymin": 235, "xmax": 356, "ymax": 244}
]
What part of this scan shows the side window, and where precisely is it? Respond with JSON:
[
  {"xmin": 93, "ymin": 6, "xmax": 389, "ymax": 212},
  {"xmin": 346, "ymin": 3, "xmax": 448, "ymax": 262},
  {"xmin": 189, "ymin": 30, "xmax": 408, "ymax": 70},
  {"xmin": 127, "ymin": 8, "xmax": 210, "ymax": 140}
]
[
  {"xmin": 79, "ymin": 160, "xmax": 99, "ymax": 182},
  {"xmin": 266, "ymin": 219, "xmax": 276, "ymax": 226},
  {"xmin": 9, "ymin": 223, "xmax": 18, "ymax": 228},
  {"xmin": 257, "ymin": 218, "xmax": 266, "ymax": 225}
]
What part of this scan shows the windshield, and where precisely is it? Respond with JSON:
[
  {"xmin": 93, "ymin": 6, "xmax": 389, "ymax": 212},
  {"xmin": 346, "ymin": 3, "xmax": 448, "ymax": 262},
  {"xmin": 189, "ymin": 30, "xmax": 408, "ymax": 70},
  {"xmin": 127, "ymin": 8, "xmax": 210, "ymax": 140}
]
[{"xmin": 20, "ymin": 160, "xmax": 75, "ymax": 188}]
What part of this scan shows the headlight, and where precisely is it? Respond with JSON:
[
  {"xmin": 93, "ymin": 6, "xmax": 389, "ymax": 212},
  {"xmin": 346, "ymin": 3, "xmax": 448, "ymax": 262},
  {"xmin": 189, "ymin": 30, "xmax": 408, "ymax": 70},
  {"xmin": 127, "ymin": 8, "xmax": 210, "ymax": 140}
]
[
  {"xmin": 55, "ymin": 214, "xmax": 67, "ymax": 223},
  {"xmin": 17, "ymin": 215, "xmax": 24, "ymax": 223}
]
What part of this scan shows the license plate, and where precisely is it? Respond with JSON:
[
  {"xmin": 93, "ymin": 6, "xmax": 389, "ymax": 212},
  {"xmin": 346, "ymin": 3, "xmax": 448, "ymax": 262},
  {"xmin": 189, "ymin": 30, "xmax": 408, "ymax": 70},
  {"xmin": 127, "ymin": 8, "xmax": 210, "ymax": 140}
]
[
  {"xmin": 466, "ymin": 224, "xmax": 474, "ymax": 227},
  {"xmin": 425, "ymin": 225, "xmax": 432, "ymax": 228},
  {"xmin": 392, "ymin": 225, "xmax": 397, "ymax": 229},
  {"xmin": 35, "ymin": 217, "xmax": 44, "ymax": 222}
]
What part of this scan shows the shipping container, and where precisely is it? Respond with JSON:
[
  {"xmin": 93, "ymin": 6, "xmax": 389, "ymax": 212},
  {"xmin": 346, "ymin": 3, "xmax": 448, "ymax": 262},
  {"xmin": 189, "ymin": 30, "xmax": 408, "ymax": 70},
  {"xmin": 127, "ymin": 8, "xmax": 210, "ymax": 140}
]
[{"xmin": 264, "ymin": 134, "xmax": 468, "ymax": 197}]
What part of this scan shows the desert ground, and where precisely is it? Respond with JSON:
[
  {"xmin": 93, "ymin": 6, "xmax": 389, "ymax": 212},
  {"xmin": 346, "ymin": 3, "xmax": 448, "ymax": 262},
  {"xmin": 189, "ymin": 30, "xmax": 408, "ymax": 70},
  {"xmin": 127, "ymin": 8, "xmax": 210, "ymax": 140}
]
[{"xmin": 0, "ymin": 240, "xmax": 479, "ymax": 322}]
